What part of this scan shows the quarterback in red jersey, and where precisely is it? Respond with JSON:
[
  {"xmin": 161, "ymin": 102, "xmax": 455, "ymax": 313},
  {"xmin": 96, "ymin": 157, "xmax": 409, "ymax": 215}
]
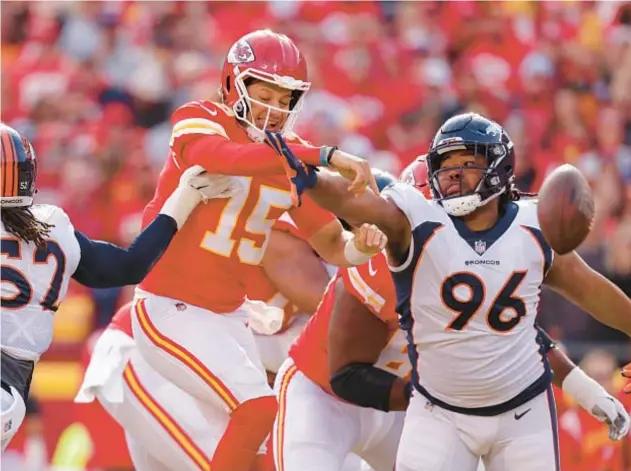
[
  {"xmin": 77, "ymin": 303, "xmax": 229, "ymax": 471},
  {"xmin": 131, "ymin": 29, "xmax": 387, "ymax": 471}
]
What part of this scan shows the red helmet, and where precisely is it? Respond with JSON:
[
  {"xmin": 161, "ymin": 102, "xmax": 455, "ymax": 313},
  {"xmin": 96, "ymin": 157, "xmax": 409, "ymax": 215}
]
[
  {"xmin": 399, "ymin": 155, "xmax": 431, "ymax": 198},
  {"xmin": 221, "ymin": 30, "xmax": 310, "ymax": 140}
]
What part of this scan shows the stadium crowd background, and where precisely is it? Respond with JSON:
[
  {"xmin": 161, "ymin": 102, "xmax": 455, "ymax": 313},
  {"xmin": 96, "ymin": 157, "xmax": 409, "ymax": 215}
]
[{"xmin": 1, "ymin": 1, "xmax": 631, "ymax": 470}]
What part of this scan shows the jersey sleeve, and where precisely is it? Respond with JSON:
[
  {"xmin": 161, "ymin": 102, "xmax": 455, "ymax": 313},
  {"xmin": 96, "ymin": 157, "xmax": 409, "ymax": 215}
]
[
  {"xmin": 33, "ymin": 205, "xmax": 82, "ymax": 275},
  {"xmin": 72, "ymin": 214, "xmax": 178, "ymax": 288},
  {"xmin": 288, "ymin": 193, "xmax": 336, "ymax": 239},
  {"xmin": 169, "ymin": 101, "xmax": 323, "ymax": 175},
  {"xmin": 517, "ymin": 199, "xmax": 554, "ymax": 277},
  {"xmin": 381, "ymin": 182, "xmax": 432, "ymax": 230},
  {"xmin": 340, "ymin": 253, "xmax": 395, "ymax": 321},
  {"xmin": 169, "ymin": 101, "xmax": 230, "ymax": 157}
]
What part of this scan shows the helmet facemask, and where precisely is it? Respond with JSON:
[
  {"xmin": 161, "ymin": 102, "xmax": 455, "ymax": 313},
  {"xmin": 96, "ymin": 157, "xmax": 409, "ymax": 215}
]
[
  {"xmin": 231, "ymin": 67, "xmax": 310, "ymax": 142},
  {"xmin": 429, "ymin": 141, "xmax": 514, "ymax": 217}
]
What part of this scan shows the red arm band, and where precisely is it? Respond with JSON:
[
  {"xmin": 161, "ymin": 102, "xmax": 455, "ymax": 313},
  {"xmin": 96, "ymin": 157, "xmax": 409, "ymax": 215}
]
[{"xmin": 183, "ymin": 136, "xmax": 323, "ymax": 175}]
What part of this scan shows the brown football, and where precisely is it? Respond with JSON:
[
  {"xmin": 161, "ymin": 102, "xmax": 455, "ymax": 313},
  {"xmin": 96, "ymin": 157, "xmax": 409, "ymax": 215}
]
[{"xmin": 536, "ymin": 164, "xmax": 595, "ymax": 255}]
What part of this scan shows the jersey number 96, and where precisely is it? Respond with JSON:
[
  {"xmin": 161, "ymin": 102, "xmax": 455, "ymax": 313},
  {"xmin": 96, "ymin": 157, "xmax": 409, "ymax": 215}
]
[{"xmin": 442, "ymin": 271, "xmax": 527, "ymax": 333}]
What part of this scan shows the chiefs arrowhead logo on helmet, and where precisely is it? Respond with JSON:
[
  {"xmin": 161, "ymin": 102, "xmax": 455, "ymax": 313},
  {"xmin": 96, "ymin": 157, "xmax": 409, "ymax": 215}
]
[{"xmin": 228, "ymin": 41, "xmax": 255, "ymax": 64}]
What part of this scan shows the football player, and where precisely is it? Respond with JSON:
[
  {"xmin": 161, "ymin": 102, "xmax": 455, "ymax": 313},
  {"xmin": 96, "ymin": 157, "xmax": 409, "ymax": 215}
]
[
  {"xmin": 248, "ymin": 214, "xmax": 333, "ymax": 377},
  {"xmin": 274, "ymin": 171, "xmax": 401, "ymax": 471},
  {"xmin": 131, "ymin": 29, "xmax": 386, "ymax": 471},
  {"xmin": 78, "ymin": 301, "xmax": 230, "ymax": 471},
  {"xmin": 0, "ymin": 124, "xmax": 219, "ymax": 451},
  {"xmin": 78, "ymin": 214, "xmax": 357, "ymax": 471},
  {"xmin": 248, "ymin": 215, "xmax": 370, "ymax": 471},
  {"xmin": 270, "ymin": 113, "xmax": 631, "ymax": 471}
]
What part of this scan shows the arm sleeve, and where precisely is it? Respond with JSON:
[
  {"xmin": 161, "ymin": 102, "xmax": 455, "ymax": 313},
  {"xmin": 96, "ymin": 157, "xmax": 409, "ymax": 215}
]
[
  {"xmin": 71, "ymin": 214, "xmax": 178, "ymax": 288},
  {"xmin": 170, "ymin": 103, "xmax": 323, "ymax": 175},
  {"xmin": 339, "ymin": 254, "xmax": 396, "ymax": 320}
]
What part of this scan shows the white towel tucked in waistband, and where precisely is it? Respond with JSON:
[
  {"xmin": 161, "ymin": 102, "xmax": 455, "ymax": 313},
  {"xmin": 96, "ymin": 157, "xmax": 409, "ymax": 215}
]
[
  {"xmin": 74, "ymin": 329, "xmax": 136, "ymax": 404},
  {"xmin": 244, "ymin": 299, "xmax": 285, "ymax": 336}
]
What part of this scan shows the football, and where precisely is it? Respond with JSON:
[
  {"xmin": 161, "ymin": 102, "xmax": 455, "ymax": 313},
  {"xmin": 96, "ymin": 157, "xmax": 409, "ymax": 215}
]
[{"xmin": 536, "ymin": 164, "xmax": 595, "ymax": 255}]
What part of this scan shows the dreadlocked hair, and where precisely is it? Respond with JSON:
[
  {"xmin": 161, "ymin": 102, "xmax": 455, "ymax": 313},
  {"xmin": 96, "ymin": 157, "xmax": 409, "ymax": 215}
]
[
  {"xmin": 498, "ymin": 186, "xmax": 538, "ymax": 212},
  {"xmin": 509, "ymin": 188, "xmax": 538, "ymax": 201},
  {"xmin": 1, "ymin": 207, "xmax": 54, "ymax": 248}
]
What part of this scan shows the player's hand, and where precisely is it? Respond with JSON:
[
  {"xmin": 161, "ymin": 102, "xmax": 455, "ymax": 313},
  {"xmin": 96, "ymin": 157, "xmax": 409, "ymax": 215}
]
[
  {"xmin": 353, "ymin": 223, "xmax": 388, "ymax": 255},
  {"xmin": 565, "ymin": 366, "xmax": 630, "ymax": 441},
  {"xmin": 590, "ymin": 394, "xmax": 630, "ymax": 441},
  {"xmin": 264, "ymin": 131, "xmax": 317, "ymax": 207},
  {"xmin": 179, "ymin": 165, "xmax": 234, "ymax": 202},
  {"xmin": 328, "ymin": 150, "xmax": 379, "ymax": 197}
]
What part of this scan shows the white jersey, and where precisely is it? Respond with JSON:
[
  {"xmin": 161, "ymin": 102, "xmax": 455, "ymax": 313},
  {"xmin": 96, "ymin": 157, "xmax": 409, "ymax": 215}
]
[
  {"xmin": 1, "ymin": 205, "xmax": 81, "ymax": 361},
  {"xmin": 383, "ymin": 183, "xmax": 553, "ymax": 410}
]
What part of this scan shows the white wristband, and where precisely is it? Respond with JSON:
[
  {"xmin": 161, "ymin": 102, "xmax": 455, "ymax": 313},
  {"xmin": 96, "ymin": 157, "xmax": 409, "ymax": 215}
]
[
  {"xmin": 562, "ymin": 367, "xmax": 606, "ymax": 412},
  {"xmin": 344, "ymin": 239, "xmax": 373, "ymax": 266},
  {"xmin": 159, "ymin": 186, "xmax": 202, "ymax": 230}
]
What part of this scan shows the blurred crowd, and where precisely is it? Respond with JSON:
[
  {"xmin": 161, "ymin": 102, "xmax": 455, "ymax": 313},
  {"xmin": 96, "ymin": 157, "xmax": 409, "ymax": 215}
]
[{"xmin": 2, "ymin": 1, "xmax": 631, "ymax": 350}]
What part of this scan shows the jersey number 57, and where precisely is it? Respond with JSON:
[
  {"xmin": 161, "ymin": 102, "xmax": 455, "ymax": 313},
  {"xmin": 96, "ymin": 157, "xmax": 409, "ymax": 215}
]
[{"xmin": 2, "ymin": 238, "xmax": 65, "ymax": 312}]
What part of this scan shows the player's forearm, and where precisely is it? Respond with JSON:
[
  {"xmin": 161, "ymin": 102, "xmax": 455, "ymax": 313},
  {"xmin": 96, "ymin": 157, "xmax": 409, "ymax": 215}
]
[
  {"xmin": 72, "ymin": 215, "xmax": 177, "ymax": 288},
  {"xmin": 183, "ymin": 137, "xmax": 322, "ymax": 175},
  {"xmin": 546, "ymin": 347, "xmax": 576, "ymax": 387},
  {"xmin": 547, "ymin": 253, "xmax": 631, "ymax": 336},
  {"xmin": 309, "ymin": 170, "xmax": 391, "ymax": 226},
  {"xmin": 577, "ymin": 276, "xmax": 631, "ymax": 336},
  {"xmin": 536, "ymin": 327, "xmax": 572, "ymax": 387},
  {"xmin": 330, "ymin": 363, "xmax": 410, "ymax": 412},
  {"xmin": 263, "ymin": 254, "xmax": 331, "ymax": 314},
  {"xmin": 312, "ymin": 227, "xmax": 358, "ymax": 267}
]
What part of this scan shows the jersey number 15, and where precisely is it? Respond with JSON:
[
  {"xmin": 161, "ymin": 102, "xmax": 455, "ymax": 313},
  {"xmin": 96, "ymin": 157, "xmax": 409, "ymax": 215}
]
[{"xmin": 199, "ymin": 178, "xmax": 291, "ymax": 265}]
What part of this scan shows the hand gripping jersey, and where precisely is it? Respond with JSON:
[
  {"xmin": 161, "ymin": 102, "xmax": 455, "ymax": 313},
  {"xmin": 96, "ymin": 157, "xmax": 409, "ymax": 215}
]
[
  {"xmin": 1, "ymin": 205, "xmax": 81, "ymax": 361},
  {"xmin": 289, "ymin": 252, "xmax": 410, "ymax": 396},
  {"xmin": 383, "ymin": 183, "xmax": 554, "ymax": 412},
  {"xmin": 140, "ymin": 101, "xmax": 335, "ymax": 313}
]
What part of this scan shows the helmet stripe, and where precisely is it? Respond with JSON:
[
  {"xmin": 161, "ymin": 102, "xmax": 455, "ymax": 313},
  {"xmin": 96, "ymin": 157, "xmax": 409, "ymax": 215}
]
[
  {"xmin": 0, "ymin": 131, "xmax": 5, "ymax": 197},
  {"xmin": 12, "ymin": 135, "xmax": 18, "ymax": 196},
  {"xmin": 1, "ymin": 129, "xmax": 13, "ymax": 197}
]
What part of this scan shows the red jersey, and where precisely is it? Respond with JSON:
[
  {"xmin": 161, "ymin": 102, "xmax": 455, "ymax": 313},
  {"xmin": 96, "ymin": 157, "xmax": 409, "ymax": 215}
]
[
  {"xmin": 289, "ymin": 252, "xmax": 409, "ymax": 395},
  {"xmin": 108, "ymin": 301, "xmax": 134, "ymax": 337},
  {"xmin": 559, "ymin": 406, "xmax": 624, "ymax": 471},
  {"xmin": 246, "ymin": 215, "xmax": 310, "ymax": 331},
  {"xmin": 139, "ymin": 101, "xmax": 335, "ymax": 313}
]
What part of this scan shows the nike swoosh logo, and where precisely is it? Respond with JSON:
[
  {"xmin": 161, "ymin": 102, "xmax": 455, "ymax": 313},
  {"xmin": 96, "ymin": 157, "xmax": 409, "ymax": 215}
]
[
  {"xmin": 199, "ymin": 103, "xmax": 218, "ymax": 116},
  {"xmin": 368, "ymin": 259, "xmax": 377, "ymax": 276},
  {"xmin": 514, "ymin": 408, "xmax": 531, "ymax": 420}
]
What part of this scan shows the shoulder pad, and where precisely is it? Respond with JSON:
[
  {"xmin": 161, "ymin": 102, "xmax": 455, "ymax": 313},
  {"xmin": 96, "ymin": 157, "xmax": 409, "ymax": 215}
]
[
  {"xmin": 170, "ymin": 100, "xmax": 232, "ymax": 143},
  {"xmin": 30, "ymin": 204, "xmax": 71, "ymax": 227}
]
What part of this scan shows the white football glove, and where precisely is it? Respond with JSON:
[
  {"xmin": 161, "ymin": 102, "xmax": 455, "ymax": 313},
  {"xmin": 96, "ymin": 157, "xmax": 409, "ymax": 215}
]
[
  {"xmin": 562, "ymin": 367, "xmax": 630, "ymax": 441},
  {"xmin": 178, "ymin": 165, "xmax": 235, "ymax": 201},
  {"xmin": 160, "ymin": 165, "xmax": 235, "ymax": 229}
]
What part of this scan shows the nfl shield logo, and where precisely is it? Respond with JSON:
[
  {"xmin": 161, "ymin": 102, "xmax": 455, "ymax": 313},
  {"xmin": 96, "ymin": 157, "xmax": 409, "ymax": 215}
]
[{"xmin": 474, "ymin": 240, "xmax": 487, "ymax": 255}]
